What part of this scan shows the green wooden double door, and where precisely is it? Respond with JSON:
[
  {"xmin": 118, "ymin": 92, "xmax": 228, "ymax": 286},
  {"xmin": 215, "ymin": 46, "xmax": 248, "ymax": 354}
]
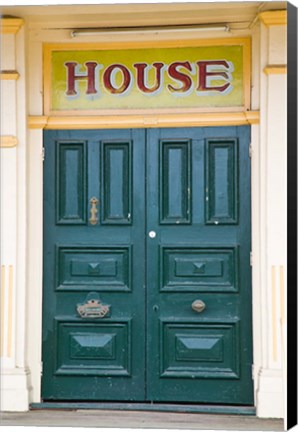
[{"xmin": 42, "ymin": 126, "xmax": 253, "ymax": 404}]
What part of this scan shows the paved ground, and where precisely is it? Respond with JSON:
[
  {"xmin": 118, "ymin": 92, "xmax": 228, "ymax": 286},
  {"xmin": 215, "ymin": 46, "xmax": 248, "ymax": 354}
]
[{"xmin": 0, "ymin": 409, "xmax": 284, "ymax": 430}]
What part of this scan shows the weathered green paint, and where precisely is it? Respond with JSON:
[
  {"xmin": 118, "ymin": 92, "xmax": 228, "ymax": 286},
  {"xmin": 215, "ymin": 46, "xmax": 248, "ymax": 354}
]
[{"xmin": 42, "ymin": 127, "xmax": 253, "ymax": 404}]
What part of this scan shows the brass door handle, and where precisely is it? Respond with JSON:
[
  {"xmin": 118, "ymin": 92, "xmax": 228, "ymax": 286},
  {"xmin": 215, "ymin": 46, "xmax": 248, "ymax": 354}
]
[
  {"xmin": 191, "ymin": 299, "xmax": 206, "ymax": 313},
  {"xmin": 89, "ymin": 197, "xmax": 99, "ymax": 225}
]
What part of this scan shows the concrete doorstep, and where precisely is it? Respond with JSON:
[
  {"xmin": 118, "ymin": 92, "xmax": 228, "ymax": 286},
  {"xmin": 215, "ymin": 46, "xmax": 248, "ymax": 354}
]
[{"xmin": 0, "ymin": 409, "xmax": 284, "ymax": 430}]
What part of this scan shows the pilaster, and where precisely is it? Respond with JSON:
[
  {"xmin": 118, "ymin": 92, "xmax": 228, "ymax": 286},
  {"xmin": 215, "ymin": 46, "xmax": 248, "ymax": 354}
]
[
  {"xmin": 254, "ymin": 10, "xmax": 287, "ymax": 420},
  {"xmin": 0, "ymin": 17, "xmax": 31, "ymax": 412}
]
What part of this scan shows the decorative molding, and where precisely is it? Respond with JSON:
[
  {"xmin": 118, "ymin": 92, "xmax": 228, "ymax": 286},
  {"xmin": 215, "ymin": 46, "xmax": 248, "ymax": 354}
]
[
  {"xmin": 0, "ymin": 18, "xmax": 24, "ymax": 34},
  {"xmin": 28, "ymin": 111, "xmax": 260, "ymax": 130},
  {"xmin": 43, "ymin": 37, "xmax": 251, "ymax": 51},
  {"xmin": 0, "ymin": 71, "xmax": 20, "ymax": 80},
  {"xmin": 244, "ymin": 111, "xmax": 260, "ymax": 124},
  {"xmin": 264, "ymin": 65, "xmax": 287, "ymax": 75},
  {"xmin": 0, "ymin": 136, "xmax": 18, "ymax": 148},
  {"xmin": 258, "ymin": 11, "xmax": 287, "ymax": 26},
  {"xmin": 28, "ymin": 116, "xmax": 49, "ymax": 129}
]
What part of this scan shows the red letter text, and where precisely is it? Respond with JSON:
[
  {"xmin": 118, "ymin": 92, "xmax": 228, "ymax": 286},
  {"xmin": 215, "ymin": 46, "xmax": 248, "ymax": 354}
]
[
  {"xmin": 133, "ymin": 62, "xmax": 164, "ymax": 93},
  {"xmin": 65, "ymin": 62, "xmax": 98, "ymax": 95},
  {"xmin": 167, "ymin": 61, "xmax": 193, "ymax": 93},
  {"xmin": 103, "ymin": 64, "xmax": 131, "ymax": 94},
  {"xmin": 197, "ymin": 60, "xmax": 231, "ymax": 92}
]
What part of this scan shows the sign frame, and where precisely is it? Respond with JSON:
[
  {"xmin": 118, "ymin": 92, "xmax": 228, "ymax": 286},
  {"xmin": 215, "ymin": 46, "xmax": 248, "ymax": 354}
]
[{"xmin": 43, "ymin": 38, "xmax": 251, "ymax": 116}]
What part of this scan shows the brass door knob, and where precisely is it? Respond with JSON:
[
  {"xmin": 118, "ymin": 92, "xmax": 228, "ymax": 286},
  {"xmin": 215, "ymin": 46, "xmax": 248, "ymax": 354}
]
[{"xmin": 191, "ymin": 299, "xmax": 206, "ymax": 313}]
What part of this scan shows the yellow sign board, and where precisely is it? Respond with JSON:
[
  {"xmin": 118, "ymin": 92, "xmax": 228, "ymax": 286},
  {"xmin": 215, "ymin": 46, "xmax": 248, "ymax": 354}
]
[{"xmin": 43, "ymin": 40, "xmax": 250, "ymax": 114}]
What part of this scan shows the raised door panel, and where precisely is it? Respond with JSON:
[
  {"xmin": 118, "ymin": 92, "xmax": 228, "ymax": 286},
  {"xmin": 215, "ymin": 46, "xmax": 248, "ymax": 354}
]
[
  {"xmin": 56, "ymin": 246, "xmax": 131, "ymax": 292},
  {"xmin": 55, "ymin": 320, "xmax": 131, "ymax": 376},
  {"xmin": 161, "ymin": 246, "xmax": 239, "ymax": 293},
  {"xmin": 161, "ymin": 321, "xmax": 240, "ymax": 379}
]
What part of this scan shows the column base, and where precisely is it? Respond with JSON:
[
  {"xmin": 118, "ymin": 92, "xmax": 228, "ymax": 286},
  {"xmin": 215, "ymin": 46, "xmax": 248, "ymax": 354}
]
[
  {"xmin": 0, "ymin": 367, "xmax": 31, "ymax": 412},
  {"xmin": 256, "ymin": 368, "xmax": 284, "ymax": 418}
]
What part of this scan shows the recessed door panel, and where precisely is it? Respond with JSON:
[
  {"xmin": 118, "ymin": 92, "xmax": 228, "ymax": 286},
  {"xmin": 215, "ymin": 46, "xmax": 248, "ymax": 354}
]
[
  {"xmin": 160, "ymin": 140, "xmax": 191, "ymax": 224},
  {"xmin": 56, "ymin": 142, "xmax": 87, "ymax": 224},
  {"xmin": 205, "ymin": 139, "xmax": 238, "ymax": 224},
  {"xmin": 102, "ymin": 141, "xmax": 132, "ymax": 224}
]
